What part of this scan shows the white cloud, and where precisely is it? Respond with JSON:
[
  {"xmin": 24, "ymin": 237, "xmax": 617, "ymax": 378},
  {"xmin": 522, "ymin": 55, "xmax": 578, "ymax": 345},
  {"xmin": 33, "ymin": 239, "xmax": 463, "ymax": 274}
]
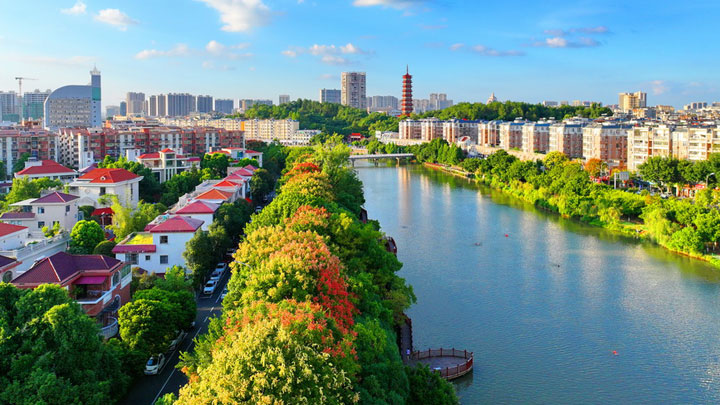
[
  {"xmin": 471, "ymin": 45, "xmax": 524, "ymax": 57},
  {"xmin": 545, "ymin": 37, "xmax": 567, "ymax": 48},
  {"xmin": 196, "ymin": 0, "xmax": 272, "ymax": 32},
  {"xmin": 543, "ymin": 26, "xmax": 609, "ymax": 37},
  {"xmin": 353, "ymin": 0, "xmax": 425, "ymax": 10},
  {"xmin": 282, "ymin": 43, "xmax": 369, "ymax": 65},
  {"xmin": 61, "ymin": 1, "xmax": 86, "ymax": 15},
  {"xmin": 206, "ymin": 40, "xmax": 252, "ymax": 57},
  {"xmin": 94, "ymin": 9, "xmax": 138, "ymax": 31},
  {"xmin": 534, "ymin": 36, "xmax": 599, "ymax": 48},
  {"xmin": 651, "ymin": 80, "xmax": 669, "ymax": 95},
  {"xmin": 449, "ymin": 43, "xmax": 464, "ymax": 51},
  {"xmin": 135, "ymin": 44, "xmax": 190, "ymax": 59}
]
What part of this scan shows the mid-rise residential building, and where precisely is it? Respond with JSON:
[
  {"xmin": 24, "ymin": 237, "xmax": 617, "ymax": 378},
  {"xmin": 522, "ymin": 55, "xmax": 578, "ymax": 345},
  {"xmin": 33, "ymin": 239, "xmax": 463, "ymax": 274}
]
[
  {"xmin": 627, "ymin": 124, "xmax": 673, "ymax": 171},
  {"xmin": 499, "ymin": 119, "xmax": 525, "ymax": 150},
  {"xmin": 443, "ymin": 119, "xmax": 478, "ymax": 144},
  {"xmin": 215, "ymin": 99, "xmax": 234, "ymax": 114},
  {"xmin": 12, "ymin": 252, "xmax": 131, "ymax": 338},
  {"xmin": 618, "ymin": 91, "xmax": 647, "ymax": 112},
  {"xmin": 548, "ymin": 122, "xmax": 585, "ymax": 158},
  {"xmin": 69, "ymin": 168, "xmax": 143, "ymax": 207},
  {"xmin": 278, "ymin": 95, "xmax": 290, "ymax": 105},
  {"xmin": 421, "ymin": 118, "xmax": 444, "ymax": 141},
  {"xmin": 126, "ymin": 92, "xmax": 145, "ymax": 116},
  {"xmin": 521, "ymin": 122, "xmax": 552, "ymax": 154},
  {"xmin": 166, "ymin": 93, "xmax": 196, "ymax": 117},
  {"xmin": 240, "ymin": 99, "xmax": 272, "ymax": 112},
  {"xmin": 119, "ymin": 101, "xmax": 127, "ymax": 116},
  {"xmin": 478, "ymin": 121, "xmax": 501, "ymax": 146},
  {"xmin": 241, "ymin": 119, "xmax": 299, "ymax": 142},
  {"xmin": 44, "ymin": 68, "xmax": 101, "ymax": 130},
  {"xmin": 672, "ymin": 126, "xmax": 720, "ymax": 162},
  {"xmin": 582, "ymin": 124, "xmax": 629, "ymax": 168},
  {"xmin": 0, "ymin": 127, "xmax": 60, "ymax": 176},
  {"xmin": 105, "ymin": 105, "xmax": 120, "ymax": 118},
  {"xmin": 399, "ymin": 119, "xmax": 422, "ymax": 140},
  {"xmin": 429, "ymin": 93, "xmax": 453, "ymax": 110},
  {"xmin": 341, "ymin": 72, "xmax": 367, "ymax": 109},
  {"xmin": 320, "ymin": 89, "xmax": 341, "ymax": 104},
  {"xmin": 369, "ymin": 95, "xmax": 399, "ymax": 110},
  {"xmin": 196, "ymin": 95, "xmax": 213, "ymax": 113},
  {"xmin": 113, "ymin": 215, "xmax": 204, "ymax": 275}
]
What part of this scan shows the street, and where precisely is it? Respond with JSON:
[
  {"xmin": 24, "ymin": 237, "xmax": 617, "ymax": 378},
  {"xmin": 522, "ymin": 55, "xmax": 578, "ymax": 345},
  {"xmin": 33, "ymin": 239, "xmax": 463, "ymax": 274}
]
[{"xmin": 119, "ymin": 268, "xmax": 231, "ymax": 405}]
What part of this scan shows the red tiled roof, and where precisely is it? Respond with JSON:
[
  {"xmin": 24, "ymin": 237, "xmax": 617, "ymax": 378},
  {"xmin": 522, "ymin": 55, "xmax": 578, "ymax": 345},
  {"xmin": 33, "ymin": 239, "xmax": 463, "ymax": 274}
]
[
  {"xmin": 112, "ymin": 244, "xmax": 156, "ymax": 254},
  {"xmin": 138, "ymin": 152, "xmax": 160, "ymax": 159},
  {"xmin": 16, "ymin": 160, "xmax": 76, "ymax": 176},
  {"xmin": 0, "ymin": 223, "xmax": 28, "ymax": 237},
  {"xmin": 175, "ymin": 201, "xmax": 219, "ymax": 214},
  {"xmin": 243, "ymin": 165, "xmax": 258, "ymax": 171},
  {"xmin": 211, "ymin": 150, "xmax": 230, "ymax": 155},
  {"xmin": 148, "ymin": 216, "xmax": 204, "ymax": 233},
  {"xmin": 12, "ymin": 252, "xmax": 121, "ymax": 286},
  {"xmin": 213, "ymin": 180, "xmax": 241, "ymax": 188},
  {"xmin": 31, "ymin": 192, "xmax": 79, "ymax": 204},
  {"xmin": 187, "ymin": 157, "xmax": 201, "ymax": 162},
  {"xmin": 0, "ymin": 212, "xmax": 35, "ymax": 220},
  {"xmin": 245, "ymin": 150, "xmax": 261, "ymax": 154},
  {"xmin": 194, "ymin": 189, "xmax": 233, "ymax": 201},
  {"xmin": 160, "ymin": 148, "xmax": 175, "ymax": 153},
  {"xmin": 228, "ymin": 168, "xmax": 253, "ymax": 177},
  {"xmin": 78, "ymin": 168, "xmax": 140, "ymax": 184},
  {"xmin": 0, "ymin": 255, "xmax": 17, "ymax": 269}
]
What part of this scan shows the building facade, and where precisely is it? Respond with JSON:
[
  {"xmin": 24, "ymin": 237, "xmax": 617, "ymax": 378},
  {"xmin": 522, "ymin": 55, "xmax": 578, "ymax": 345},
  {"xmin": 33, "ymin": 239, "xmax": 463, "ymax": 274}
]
[
  {"xmin": 341, "ymin": 72, "xmax": 367, "ymax": 109},
  {"xmin": 214, "ymin": 99, "xmax": 234, "ymax": 114},
  {"xmin": 126, "ymin": 92, "xmax": 145, "ymax": 116},
  {"xmin": 582, "ymin": 124, "xmax": 629, "ymax": 168},
  {"xmin": 0, "ymin": 127, "xmax": 60, "ymax": 176},
  {"xmin": 618, "ymin": 91, "xmax": 647, "ymax": 112},
  {"xmin": 44, "ymin": 68, "xmax": 101, "ymax": 130},
  {"xmin": 320, "ymin": 89, "xmax": 341, "ymax": 104},
  {"xmin": 196, "ymin": 95, "xmax": 213, "ymax": 113},
  {"xmin": 548, "ymin": 122, "xmax": 585, "ymax": 158}
]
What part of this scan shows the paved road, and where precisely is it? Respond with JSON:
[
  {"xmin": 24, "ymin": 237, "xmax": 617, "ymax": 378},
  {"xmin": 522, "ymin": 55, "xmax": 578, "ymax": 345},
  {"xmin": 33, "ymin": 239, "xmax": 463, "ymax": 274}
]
[{"xmin": 119, "ymin": 269, "xmax": 231, "ymax": 405}]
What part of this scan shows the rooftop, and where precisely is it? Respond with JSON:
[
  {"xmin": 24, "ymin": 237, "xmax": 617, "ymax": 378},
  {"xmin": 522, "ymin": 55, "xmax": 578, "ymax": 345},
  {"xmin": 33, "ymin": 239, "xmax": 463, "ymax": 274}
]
[
  {"xmin": 16, "ymin": 160, "xmax": 76, "ymax": 176},
  {"xmin": 77, "ymin": 168, "xmax": 141, "ymax": 184},
  {"xmin": 31, "ymin": 191, "xmax": 79, "ymax": 204},
  {"xmin": 0, "ymin": 212, "xmax": 36, "ymax": 220},
  {"xmin": 126, "ymin": 233, "xmax": 153, "ymax": 245},
  {"xmin": 174, "ymin": 200, "xmax": 220, "ymax": 214},
  {"xmin": 147, "ymin": 216, "xmax": 204, "ymax": 233},
  {"xmin": 0, "ymin": 223, "xmax": 28, "ymax": 238},
  {"xmin": 194, "ymin": 189, "xmax": 233, "ymax": 201},
  {"xmin": 12, "ymin": 252, "xmax": 121, "ymax": 286}
]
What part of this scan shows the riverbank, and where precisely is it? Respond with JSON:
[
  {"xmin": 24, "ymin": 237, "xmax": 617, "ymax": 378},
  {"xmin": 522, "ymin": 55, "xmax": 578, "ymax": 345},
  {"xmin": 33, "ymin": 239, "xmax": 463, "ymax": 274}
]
[{"xmin": 423, "ymin": 162, "xmax": 720, "ymax": 269}]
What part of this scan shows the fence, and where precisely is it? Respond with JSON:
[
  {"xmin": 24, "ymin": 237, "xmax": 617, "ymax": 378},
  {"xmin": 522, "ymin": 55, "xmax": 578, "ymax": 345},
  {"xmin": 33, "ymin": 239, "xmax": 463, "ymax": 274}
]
[{"xmin": 410, "ymin": 348, "xmax": 474, "ymax": 380}]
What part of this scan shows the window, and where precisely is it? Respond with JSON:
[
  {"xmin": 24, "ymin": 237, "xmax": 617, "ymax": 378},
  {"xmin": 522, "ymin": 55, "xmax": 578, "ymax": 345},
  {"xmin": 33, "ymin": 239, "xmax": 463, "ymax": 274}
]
[
  {"xmin": 66, "ymin": 205, "xmax": 70, "ymax": 213},
  {"xmin": 100, "ymin": 187, "xmax": 106, "ymax": 196},
  {"xmin": 112, "ymin": 272, "xmax": 120, "ymax": 286},
  {"xmin": 38, "ymin": 221, "xmax": 45, "ymax": 229},
  {"xmin": 145, "ymin": 255, "xmax": 151, "ymax": 261},
  {"xmin": 37, "ymin": 207, "xmax": 45, "ymax": 214},
  {"xmin": 160, "ymin": 255, "xmax": 168, "ymax": 264},
  {"xmin": 160, "ymin": 235, "xmax": 168, "ymax": 244}
]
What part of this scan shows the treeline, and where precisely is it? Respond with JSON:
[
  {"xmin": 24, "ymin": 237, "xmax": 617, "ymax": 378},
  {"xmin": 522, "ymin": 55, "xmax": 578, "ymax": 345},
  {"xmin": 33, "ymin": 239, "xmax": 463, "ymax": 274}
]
[
  {"xmin": 468, "ymin": 150, "xmax": 720, "ymax": 264},
  {"xmin": 638, "ymin": 155, "xmax": 720, "ymax": 191},
  {"xmin": 414, "ymin": 101, "xmax": 612, "ymax": 121},
  {"xmin": 231, "ymin": 99, "xmax": 400, "ymax": 135},
  {"xmin": 162, "ymin": 141, "xmax": 458, "ymax": 404}
]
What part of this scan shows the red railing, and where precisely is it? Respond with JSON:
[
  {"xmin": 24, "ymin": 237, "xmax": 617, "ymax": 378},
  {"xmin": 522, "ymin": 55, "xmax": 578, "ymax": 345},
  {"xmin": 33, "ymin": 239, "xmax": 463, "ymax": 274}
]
[{"xmin": 410, "ymin": 348, "xmax": 474, "ymax": 380}]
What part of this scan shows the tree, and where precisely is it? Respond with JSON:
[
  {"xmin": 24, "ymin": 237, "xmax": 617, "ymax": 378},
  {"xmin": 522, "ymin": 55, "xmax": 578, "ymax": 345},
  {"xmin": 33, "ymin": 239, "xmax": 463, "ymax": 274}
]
[
  {"xmin": 134, "ymin": 287, "xmax": 195, "ymax": 330},
  {"xmin": 93, "ymin": 240, "xmax": 117, "ymax": 257},
  {"xmin": 638, "ymin": 156, "xmax": 681, "ymax": 194},
  {"xmin": 543, "ymin": 151, "xmax": 569, "ymax": 171},
  {"xmin": 233, "ymin": 158, "xmax": 259, "ymax": 168},
  {"xmin": 201, "ymin": 153, "xmax": 231, "ymax": 178},
  {"xmin": 175, "ymin": 301, "xmax": 358, "ymax": 404},
  {"xmin": 42, "ymin": 221, "xmax": 62, "ymax": 238},
  {"xmin": 183, "ymin": 231, "xmax": 217, "ymax": 287},
  {"xmin": 78, "ymin": 205, "xmax": 96, "ymax": 221},
  {"xmin": 99, "ymin": 156, "xmax": 161, "ymax": 202},
  {"xmin": 12, "ymin": 152, "xmax": 30, "ymax": 173},
  {"xmin": 118, "ymin": 298, "xmax": 177, "ymax": 356},
  {"xmin": 406, "ymin": 365, "xmax": 459, "ymax": 405},
  {"xmin": 5, "ymin": 177, "xmax": 62, "ymax": 204},
  {"xmin": 585, "ymin": 158, "xmax": 608, "ymax": 178},
  {"xmin": 69, "ymin": 220, "xmax": 105, "ymax": 254},
  {"xmin": 250, "ymin": 168, "xmax": 274, "ymax": 203}
]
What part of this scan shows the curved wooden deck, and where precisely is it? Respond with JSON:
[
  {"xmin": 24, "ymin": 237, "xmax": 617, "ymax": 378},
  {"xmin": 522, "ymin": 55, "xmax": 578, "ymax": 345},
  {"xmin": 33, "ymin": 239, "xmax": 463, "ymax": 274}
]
[{"xmin": 408, "ymin": 348, "xmax": 473, "ymax": 380}]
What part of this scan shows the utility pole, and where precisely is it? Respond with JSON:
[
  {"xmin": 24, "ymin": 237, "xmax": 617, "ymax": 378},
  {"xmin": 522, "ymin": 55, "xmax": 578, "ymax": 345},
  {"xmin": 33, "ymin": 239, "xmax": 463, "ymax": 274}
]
[{"xmin": 14, "ymin": 77, "xmax": 37, "ymax": 125}]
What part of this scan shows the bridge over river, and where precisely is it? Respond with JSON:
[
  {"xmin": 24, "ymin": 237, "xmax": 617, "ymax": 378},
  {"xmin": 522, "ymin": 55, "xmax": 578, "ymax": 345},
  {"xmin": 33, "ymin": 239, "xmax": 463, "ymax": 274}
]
[{"xmin": 348, "ymin": 153, "xmax": 414, "ymax": 166}]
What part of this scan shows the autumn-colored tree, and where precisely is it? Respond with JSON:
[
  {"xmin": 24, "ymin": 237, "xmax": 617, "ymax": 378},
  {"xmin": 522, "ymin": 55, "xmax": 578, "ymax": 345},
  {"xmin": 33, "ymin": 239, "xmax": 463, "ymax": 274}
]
[
  {"xmin": 175, "ymin": 300, "xmax": 358, "ymax": 405},
  {"xmin": 585, "ymin": 158, "xmax": 608, "ymax": 178}
]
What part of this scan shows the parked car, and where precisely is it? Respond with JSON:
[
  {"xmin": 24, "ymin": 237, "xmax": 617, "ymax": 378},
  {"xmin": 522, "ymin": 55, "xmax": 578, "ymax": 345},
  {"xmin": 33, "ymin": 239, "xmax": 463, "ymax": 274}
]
[
  {"xmin": 220, "ymin": 287, "xmax": 228, "ymax": 300},
  {"xmin": 168, "ymin": 330, "xmax": 187, "ymax": 351},
  {"xmin": 210, "ymin": 269, "xmax": 223, "ymax": 282},
  {"xmin": 203, "ymin": 279, "xmax": 218, "ymax": 295},
  {"xmin": 144, "ymin": 354, "xmax": 166, "ymax": 375}
]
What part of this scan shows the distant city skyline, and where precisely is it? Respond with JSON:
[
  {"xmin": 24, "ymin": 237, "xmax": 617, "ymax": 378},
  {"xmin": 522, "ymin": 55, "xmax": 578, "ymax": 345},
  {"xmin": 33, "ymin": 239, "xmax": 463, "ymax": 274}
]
[{"xmin": 2, "ymin": 1, "xmax": 720, "ymax": 108}]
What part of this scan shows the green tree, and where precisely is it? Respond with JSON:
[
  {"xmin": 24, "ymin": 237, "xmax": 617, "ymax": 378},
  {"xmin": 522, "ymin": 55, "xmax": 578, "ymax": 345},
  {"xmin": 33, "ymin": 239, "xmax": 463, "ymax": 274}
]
[
  {"xmin": 12, "ymin": 152, "xmax": 30, "ymax": 173},
  {"xmin": 93, "ymin": 240, "xmax": 117, "ymax": 257},
  {"xmin": 406, "ymin": 365, "xmax": 459, "ymax": 405},
  {"xmin": 543, "ymin": 151, "xmax": 569, "ymax": 171},
  {"xmin": 639, "ymin": 156, "xmax": 681, "ymax": 194},
  {"xmin": 42, "ymin": 221, "xmax": 62, "ymax": 238},
  {"xmin": 183, "ymin": 231, "xmax": 217, "ymax": 287},
  {"xmin": 250, "ymin": 167, "xmax": 274, "ymax": 203},
  {"xmin": 5, "ymin": 177, "xmax": 62, "ymax": 204},
  {"xmin": 118, "ymin": 298, "xmax": 177, "ymax": 356},
  {"xmin": 69, "ymin": 220, "xmax": 105, "ymax": 254},
  {"xmin": 201, "ymin": 153, "xmax": 231, "ymax": 178}
]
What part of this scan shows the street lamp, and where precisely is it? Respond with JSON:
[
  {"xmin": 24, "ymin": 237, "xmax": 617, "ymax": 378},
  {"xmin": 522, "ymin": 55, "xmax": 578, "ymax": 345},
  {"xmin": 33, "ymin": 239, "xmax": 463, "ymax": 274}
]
[{"xmin": 706, "ymin": 172, "xmax": 716, "ymax": 186}]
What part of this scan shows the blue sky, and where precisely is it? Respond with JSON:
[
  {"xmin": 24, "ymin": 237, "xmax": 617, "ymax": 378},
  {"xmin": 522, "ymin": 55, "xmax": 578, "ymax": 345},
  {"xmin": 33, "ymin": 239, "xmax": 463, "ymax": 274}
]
[{"xmin": 1, "ymin": 0, "xmax": 719, "ymax": 108}]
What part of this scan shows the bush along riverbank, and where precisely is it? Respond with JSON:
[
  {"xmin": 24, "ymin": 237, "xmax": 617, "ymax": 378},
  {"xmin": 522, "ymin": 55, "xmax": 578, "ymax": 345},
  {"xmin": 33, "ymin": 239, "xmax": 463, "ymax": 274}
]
[
  {"xmin": 423, "ymin": 149, "xmax": 720, "ymax": 269},
  {"xmin": 160, "ymin": 141, "xmax": 459, "ymax": 405}
]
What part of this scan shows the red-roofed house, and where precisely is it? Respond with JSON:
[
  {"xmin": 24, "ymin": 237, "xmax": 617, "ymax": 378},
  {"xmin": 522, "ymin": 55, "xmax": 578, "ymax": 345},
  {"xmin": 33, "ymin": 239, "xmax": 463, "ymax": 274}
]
[
  {"xmin": 113, "ymin": 215, "xmax": 204, "ymax": 274},
  {"xmin": 221, "ymin": 147, "xmax": 263, "ymax": 166},
  {"xmin": 171, "ymin": 201, "xmax": 219, "ymax": 230},
  {"xmin": 15, "ymin": 160, "xmax": 78, "ymax": 182},
  {"xmin": 69, "ymin": 168, "xmax": 143, "ymax": 207},
  {"xmin": 192, "ymin": 188, "xmax": 235, "ymax": 204},
  {"xmin": 135, "ymin": 148, "xmax": 198, "ymax": 183},
  {"xmin": 12, "ymin": 252, "xmax": 131, "ymax": 339},
  {"xmin": 0, "ymin": 223, "xmax": 29, "ymax": 251},
  {"xmin": 8, "ymin": 191, "xmax": 80, "ymax": 237}
]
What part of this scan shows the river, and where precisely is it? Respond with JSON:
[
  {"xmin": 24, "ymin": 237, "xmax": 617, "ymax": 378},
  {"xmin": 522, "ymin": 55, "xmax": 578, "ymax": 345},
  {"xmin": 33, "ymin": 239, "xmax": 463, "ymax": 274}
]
[{"xmin": 355, "ymin": 163, "xmax": 720, "ymax": 404}]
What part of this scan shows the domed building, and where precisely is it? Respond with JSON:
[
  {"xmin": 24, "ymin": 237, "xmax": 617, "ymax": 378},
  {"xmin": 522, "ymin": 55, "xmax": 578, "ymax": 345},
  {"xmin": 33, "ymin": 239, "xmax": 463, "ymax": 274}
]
[{"xmin": 43, "ymin": 67, "xmax": 101, "ymax": 130}]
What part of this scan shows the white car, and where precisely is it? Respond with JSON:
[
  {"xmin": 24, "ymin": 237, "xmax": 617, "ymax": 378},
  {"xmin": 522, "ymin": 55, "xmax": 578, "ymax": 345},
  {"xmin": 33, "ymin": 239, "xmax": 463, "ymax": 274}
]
[
  {"xmin": 168, "ymin": 330, "xmax": 187, "ymax": 351},
  {"xmin": 203, "ymin": 279, "xmax": 218, "ymax": 295},
  {"xmin": 220, "ymin": 287, "xmax": 228, "ymax": 300},
  {"xmin": 144, "ymin": 354, "xmax": 166, "ymax": 375}
]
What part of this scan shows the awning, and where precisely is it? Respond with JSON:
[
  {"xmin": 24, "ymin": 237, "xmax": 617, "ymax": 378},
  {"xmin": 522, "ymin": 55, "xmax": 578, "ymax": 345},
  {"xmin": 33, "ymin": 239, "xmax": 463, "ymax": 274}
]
[{"xmin": 74, "ymin": 276, "xmax": 106, "ymax": 285}]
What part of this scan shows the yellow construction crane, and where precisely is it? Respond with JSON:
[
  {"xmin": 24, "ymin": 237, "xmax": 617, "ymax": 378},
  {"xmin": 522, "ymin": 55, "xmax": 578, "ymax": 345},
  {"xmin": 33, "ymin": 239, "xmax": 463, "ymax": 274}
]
[{"xmin": 14, "ymin": 77, "xmax": 37, "ymax": 124}]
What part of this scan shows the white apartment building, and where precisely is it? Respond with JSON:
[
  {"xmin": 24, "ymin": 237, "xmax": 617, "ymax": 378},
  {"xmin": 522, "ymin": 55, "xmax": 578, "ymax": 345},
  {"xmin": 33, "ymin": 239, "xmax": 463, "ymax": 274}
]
[
  {"xmin": 241, "ymin": 119, "xmax": 299, "ymax": 142},
  {"xmin": 420, "ymin": 118, "xmax": 443, "ymax": 141},
  {"xmin": 341, "ymin": 72, "xmax": 367, "ymax": 109},
  {"xmin": 627, "ymin": 125, "xmax": 673, "ymax": 170},
  {"xmin": 443, "ymin": 119, "xmax": 479, "ymax": 144},
  {"xmin": 44, "ymin": 68, "xmax": 101, "ymax": 130},
  {"xmin": 5, "ymin": 192, "xmax": 80, "ymax": 237},
  {"xmin": 499, "ymin": 120, "xmax": 526, "ymax": 150},
  {"xmin": 672, "ymin": 127, "xmax": 720, "ymax": 162},
  {"xmin": 134, "ymin": 148, "xmax": 198, "ymax": 183},
  {"xmin": 399, "ymin": 119, "xmax": 422, "ymax": 140}
]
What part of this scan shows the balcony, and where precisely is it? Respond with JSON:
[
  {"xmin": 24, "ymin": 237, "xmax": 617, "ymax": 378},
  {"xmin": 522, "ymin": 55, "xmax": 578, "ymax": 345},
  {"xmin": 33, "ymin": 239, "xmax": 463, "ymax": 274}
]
[{"xmin": 99, "ymin": 317, "xmax": 118, "ymax": 340}]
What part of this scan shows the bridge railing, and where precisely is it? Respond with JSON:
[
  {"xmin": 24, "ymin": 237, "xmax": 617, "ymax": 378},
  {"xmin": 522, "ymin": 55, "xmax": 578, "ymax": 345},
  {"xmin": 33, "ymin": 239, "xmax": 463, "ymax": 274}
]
[{"xmin": 410, "ymin": 348, "xmax": 474, "ymax": 380}]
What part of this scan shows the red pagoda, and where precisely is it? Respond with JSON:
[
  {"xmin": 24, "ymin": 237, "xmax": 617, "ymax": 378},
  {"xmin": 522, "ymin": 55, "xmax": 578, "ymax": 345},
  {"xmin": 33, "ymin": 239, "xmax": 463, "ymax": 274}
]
[{"xmin": 401, "ymin": 66, "xmax": 413, "ymax": 116}]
